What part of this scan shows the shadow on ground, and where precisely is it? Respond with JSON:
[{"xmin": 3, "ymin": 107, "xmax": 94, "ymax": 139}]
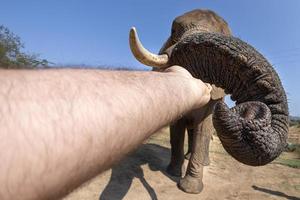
[
  {"xmin": 252, "ymin": 185, "xmax": 300, "ymax": 200},
  {"xmin": 99, "ymin": 143, "xmax": 178, "ymax": 200}
]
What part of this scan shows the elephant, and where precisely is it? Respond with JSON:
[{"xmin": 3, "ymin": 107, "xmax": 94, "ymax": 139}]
[{"xmin": 128, "ymin": 9, "xmax": 289, "ymax": 194}]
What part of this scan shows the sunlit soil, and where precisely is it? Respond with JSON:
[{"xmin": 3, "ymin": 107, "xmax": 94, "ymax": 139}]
[{"xmin": 64, "ymin": 127, "xmax": 300, "ymax": 200}]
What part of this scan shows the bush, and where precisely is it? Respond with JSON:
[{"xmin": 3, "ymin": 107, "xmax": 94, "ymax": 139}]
[{"xmin": 0, "ymin": 25, "xmax": 49, "ymax": 68}]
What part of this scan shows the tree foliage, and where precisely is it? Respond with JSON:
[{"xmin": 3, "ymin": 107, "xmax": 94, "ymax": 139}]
[{"xmin": 0, "ymin": 25, "xmax": 49, "ymax": 68}]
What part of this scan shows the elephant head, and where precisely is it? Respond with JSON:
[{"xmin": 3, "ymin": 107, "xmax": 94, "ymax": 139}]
[{"xmin": 129, "ymin": 9, "xmax": 289, "ymax": 166}]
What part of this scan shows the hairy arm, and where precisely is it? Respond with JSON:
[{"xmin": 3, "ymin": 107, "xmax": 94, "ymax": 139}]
[{"xmin": 0, "ymin": 66, "xmax": 211, "ymax": 200}]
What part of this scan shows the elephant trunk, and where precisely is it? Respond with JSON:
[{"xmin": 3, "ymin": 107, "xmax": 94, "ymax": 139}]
[{"xmin": 169, "ymin": 32, "xmax": 289, "ymax": 166}]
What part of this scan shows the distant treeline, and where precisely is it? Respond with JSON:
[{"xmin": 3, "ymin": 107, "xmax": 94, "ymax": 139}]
[
  {"xmin": 290, "ymin": 116, "xmax": 300, "ymax": 127},
  {"xmin": 49, "ymin": 65, "xmax": 147, "ymax": 71}
]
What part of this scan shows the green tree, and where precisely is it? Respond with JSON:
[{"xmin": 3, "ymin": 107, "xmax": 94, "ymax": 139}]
[{"xmin": 0, "ymin": 25, "xmax": 49, "ymax": 68}]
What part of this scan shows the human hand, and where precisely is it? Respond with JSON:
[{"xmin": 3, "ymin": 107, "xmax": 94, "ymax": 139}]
[{"xmin": 162, "ymin": 65, "xmax": 212, "ymax": 109}]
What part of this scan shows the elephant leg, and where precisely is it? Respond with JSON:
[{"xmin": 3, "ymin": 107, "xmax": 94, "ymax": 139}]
[
  {"xmin": 178, "ymin": 101, "xmax": 217, "ymax": 194},
  {"xmin": 167, "ymin": 118, "xmax": 186, "ymax": 177},
  {"xmin": 184, "ymin": 128, "xmax": 193, "ymax": 160}
]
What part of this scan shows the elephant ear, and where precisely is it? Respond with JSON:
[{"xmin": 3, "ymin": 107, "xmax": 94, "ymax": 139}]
[{"xmin": 168, "ymin": 32, "xmax": 289, "ymax": 166}]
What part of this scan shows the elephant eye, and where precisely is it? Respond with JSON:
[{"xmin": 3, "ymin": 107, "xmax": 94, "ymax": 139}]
[
  {"xmin": 171, "ymin": 28, "xmax": 176, "ymax": 35},
  {"xmin": 171, "ymin": 29, "xmax": 179, "ymax": 42}
]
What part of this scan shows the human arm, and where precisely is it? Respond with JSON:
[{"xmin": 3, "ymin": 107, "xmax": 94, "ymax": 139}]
[{"xmin": 0, "ymin": 66, "xmax": 211, "ymax": 200}]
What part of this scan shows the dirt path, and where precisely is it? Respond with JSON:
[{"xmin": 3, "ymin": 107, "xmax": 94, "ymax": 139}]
[{"xmin": 64, "ymin": 131, "xmax": 300, "ymax": 200}]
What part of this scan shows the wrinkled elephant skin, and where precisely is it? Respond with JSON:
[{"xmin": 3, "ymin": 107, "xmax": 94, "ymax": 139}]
[{"xmin": 129, "ymin": 9, "xmax": 289, "ymax": 194}]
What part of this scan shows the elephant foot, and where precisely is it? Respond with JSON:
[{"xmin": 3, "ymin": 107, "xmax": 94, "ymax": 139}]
[
  {"xmin": 178, "ymin": 175, "xmax": 203, "ymax": 194},
  {"xmin": 166, "ymin": 163, "xmax": 182, "ymax": 177}
]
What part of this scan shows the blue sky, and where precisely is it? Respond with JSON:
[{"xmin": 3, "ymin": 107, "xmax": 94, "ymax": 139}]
[{"xmin": 1, "ymin": 0, "xmax": 299, "ymax": 116}]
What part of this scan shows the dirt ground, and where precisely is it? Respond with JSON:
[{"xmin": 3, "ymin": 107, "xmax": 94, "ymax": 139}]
[{"xmin": 64, "ymin": 128, "xmax": 300, "ymax": 200}]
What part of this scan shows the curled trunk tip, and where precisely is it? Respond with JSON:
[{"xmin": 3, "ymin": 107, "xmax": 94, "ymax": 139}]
[{"xmin": 213, "ymin": 101, "xmax": 284, "ymax": 166}]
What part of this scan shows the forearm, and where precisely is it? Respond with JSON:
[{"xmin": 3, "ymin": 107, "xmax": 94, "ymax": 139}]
[{"xmin": 0, "ymin": 68, "xmax": 210, "ymax": 200}]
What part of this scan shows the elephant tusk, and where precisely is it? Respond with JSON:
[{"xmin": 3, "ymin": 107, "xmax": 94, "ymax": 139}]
[{"xmin": 129, "ymin": 27, "xmax": 169, "ymax": 68}]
